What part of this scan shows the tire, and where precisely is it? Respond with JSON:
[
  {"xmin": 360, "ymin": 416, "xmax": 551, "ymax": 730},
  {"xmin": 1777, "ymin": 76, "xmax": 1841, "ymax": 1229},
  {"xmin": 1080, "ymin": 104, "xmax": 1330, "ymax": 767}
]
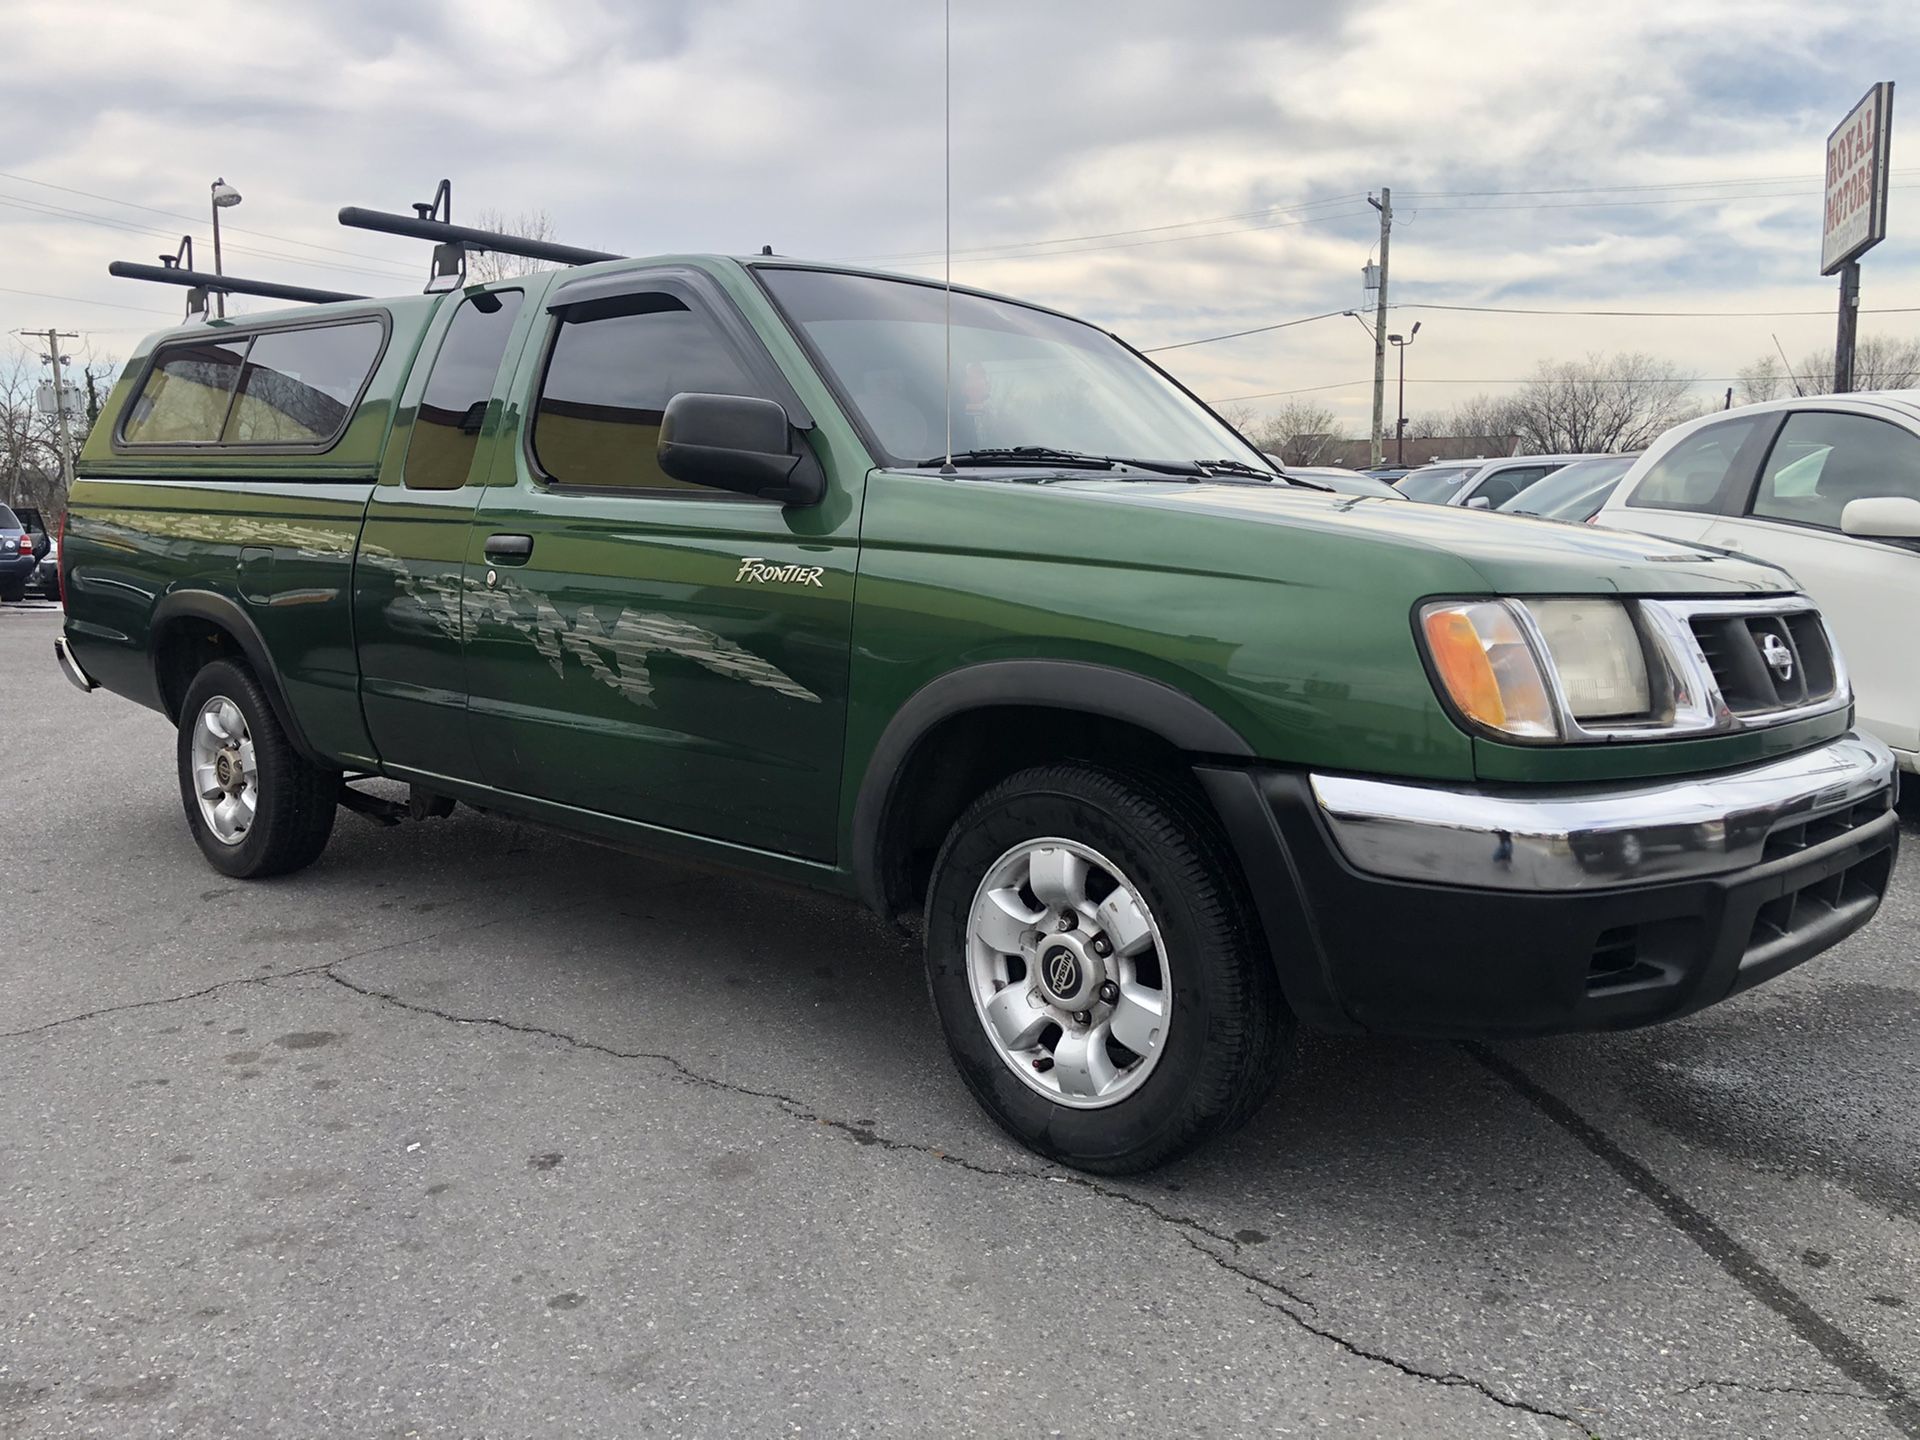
[
  {"xmin": 925, "ymin": 763, "xmax": 1292, "ymax": 1174},
  {"xmin": 176, "ymin": 659, "xmax": 340, "ymax": 879},
  {"xmin": 0, "ymin": 584, "xmax": 22, "ymax": 603}
]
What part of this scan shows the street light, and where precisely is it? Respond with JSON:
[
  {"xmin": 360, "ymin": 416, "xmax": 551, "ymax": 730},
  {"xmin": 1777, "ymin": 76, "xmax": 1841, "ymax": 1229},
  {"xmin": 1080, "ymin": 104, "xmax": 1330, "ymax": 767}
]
[
  {"xmin": 1388, "ymin": 321, "xmax": 1422, "ymax": 466},
  {"xmin": 210, "ymin": 178, "xmax": 241, "ymax": 318}
]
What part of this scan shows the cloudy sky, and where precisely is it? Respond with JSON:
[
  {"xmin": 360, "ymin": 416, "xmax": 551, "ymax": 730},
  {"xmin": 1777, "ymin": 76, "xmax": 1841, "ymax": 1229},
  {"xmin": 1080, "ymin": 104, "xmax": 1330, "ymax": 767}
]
[{"xmin": 3, "ymin": 0, "xmax": 1915, "ymax": 434}]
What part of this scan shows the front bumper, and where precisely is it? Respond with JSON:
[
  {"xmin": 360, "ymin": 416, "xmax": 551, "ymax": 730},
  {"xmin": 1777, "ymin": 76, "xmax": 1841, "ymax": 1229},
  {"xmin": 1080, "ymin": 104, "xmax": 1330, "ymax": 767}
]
[{"xmin": 1199, "ymin": 732, "xmax": 1900, "ymax": 1038}]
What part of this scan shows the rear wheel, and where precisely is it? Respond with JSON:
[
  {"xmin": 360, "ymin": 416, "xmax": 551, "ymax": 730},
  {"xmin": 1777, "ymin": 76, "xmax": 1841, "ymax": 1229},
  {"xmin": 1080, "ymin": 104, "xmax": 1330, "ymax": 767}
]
[
  {"xmin": 924, "ymin": 764, "xmax": 1292, "ymax": 1173},
  {"xmin": 177, "ymin": 660, "xmax": 340, "ymax": 879},
  {"xmin": 0, "ymin": 582, "xmax": 22, "ymax": 603}
]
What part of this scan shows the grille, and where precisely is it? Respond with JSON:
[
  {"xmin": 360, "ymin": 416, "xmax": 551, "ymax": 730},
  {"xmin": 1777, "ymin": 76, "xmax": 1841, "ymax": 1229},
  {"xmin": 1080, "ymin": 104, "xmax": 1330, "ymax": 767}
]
[
  {"xmin": 1761, "ymin": 789, "xmax": 1894, "ymax": 864},
  {"xmin": 1690, "ymin": 611, "xmax": 1837, "ymax": 715},
  {"xmin": 1744, "ymin": 847, "xmax": 1892, "ymax": 969}
]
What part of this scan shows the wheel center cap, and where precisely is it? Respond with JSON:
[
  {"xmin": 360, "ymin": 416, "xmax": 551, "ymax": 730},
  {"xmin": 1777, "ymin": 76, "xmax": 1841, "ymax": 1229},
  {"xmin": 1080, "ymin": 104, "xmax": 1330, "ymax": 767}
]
[
  {"xmin": 1037, "ymin": 935, "xmax": 1103, "ymax": 1010},
  {"xmin": 215, "ymin": 752, "xmax": 234, "ymax": 787}
]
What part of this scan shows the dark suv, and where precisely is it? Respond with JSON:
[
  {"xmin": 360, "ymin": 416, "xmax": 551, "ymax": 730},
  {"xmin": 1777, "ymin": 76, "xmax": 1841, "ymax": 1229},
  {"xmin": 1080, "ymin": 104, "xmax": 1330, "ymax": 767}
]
[{"xmin": 0, "ymin": 503, "xmax": 47, "ymax": 602}]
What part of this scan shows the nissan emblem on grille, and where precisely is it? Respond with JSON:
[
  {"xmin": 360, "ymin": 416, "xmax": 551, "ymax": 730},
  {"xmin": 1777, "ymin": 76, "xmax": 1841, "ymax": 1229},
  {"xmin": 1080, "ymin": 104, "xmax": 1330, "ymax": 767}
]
[{"xmin": 1761, "ymin": 632, "xmax": 1795, "ymax": 683}]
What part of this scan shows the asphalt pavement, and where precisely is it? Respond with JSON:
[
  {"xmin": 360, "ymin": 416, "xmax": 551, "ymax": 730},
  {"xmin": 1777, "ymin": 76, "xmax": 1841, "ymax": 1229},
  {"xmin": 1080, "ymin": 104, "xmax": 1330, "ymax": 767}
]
[{"xmin": 2, "ymin": 598, "xmax": 1916, "ymax": 1438}]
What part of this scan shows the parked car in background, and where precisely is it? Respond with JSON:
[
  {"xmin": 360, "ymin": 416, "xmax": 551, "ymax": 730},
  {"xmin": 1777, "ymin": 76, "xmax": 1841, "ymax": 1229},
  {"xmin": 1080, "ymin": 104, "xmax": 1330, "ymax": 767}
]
[
  {"xmin": 1263, "ymin": 459, "xmax": 1407, "ymax": 500},
  {"xmin": 31, "ymin": 535, "xmax": 60, "ymax": 601},
  {"xmin": 1363, "ymin": 466, "xmax": 1411, "ymax": 482},
  {"xmin": 1598, "ymin": 393, "xmax": 1920, "ymax": 773},
  {"xmin": 0, "ymin": 503, "xmax": 40, "ymax": 602},
  {"xmin": 1497, "ymin": 454, "xmax": 1639, "ymax": 523},
  {"xmin": 1393, "ymin": 461, "xmax": 1485, "ymax": 503}
]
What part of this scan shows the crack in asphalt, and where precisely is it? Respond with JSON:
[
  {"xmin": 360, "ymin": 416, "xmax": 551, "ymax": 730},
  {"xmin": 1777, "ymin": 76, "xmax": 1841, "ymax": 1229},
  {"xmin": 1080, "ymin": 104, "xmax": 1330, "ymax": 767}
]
[
  {"xmin": 0, "ymin": 907, "xmax": 570, "ymax": 1042},
  {"xmin": 1676, "ymin": 1378, "xmax": 1880, "ymax": 1403},
  {"xmin": 312, "ymin": 963, "xmax": 1619, "ymax": 1430},
  {"xmin": 1243, "ymin": 1290, "xmax": 1594, "ymax": 1436},
  {"xmin": 1467, "ymin": 1043, "xmax": 1920, "ymax": 1439},
  {"xmin": 0, "ymin": 964, "xmax": 336, "ymax": 1039}
]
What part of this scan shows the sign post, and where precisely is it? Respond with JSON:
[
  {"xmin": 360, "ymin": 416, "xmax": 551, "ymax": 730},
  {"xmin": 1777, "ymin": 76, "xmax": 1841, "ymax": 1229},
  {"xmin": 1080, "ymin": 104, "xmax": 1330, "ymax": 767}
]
[{"xmin": 1822, "ymin": 82, "xmax": 1895, "ymax": 392}]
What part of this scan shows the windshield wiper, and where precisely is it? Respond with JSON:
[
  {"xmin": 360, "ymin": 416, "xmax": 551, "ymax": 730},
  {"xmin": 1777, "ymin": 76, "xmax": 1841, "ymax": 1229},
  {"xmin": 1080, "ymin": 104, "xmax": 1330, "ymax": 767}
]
[
  {"xmin": 914, "ymin": 447, "xmax": 1209, "ymax": 476},
  {"xmin": 1193, "ymin": 458, "xmax": 1277, "ymax": 480}
]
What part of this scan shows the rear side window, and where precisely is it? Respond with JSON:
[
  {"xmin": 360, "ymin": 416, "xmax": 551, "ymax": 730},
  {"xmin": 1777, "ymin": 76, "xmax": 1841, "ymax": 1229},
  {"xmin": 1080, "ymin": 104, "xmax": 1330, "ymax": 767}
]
[
  {"xmin": 405, "ymin": 291, "xmax": 525, "ymax": 490},
  {"xmin": 532, "ymin": 292, "xmax": 763, "ymax": 491},
  {"xmin": 119, "ymin": 320, "xmax": 383, "ymax": 449},
  {"xmin": 1626, "ymin": 417, "xmax": 1763, "ymax": 513},
  {"xmin": 222, "ymin": 323, "xmax": 384, "ymax": 445},
  {"xmin": 0, "ymin": 505, "xmax": 16, "ymax": 529},
  {"xmin": 120, "ymin": 338, "xmax": 249, "ymax": 443},
  {"xmin": 1750, "ymin": 412, "xmax": 1920, "ymax": 532}
]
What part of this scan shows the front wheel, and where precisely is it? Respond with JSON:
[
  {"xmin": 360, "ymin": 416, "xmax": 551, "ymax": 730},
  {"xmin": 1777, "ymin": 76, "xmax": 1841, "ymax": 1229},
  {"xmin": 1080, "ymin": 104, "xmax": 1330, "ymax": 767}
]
[
  {"xmin": 925, "ymin": 764, "xmax": 1292, "ymax": 1173},
  {"xmin": 176, "ymin": 659, "xmax": 340, "ymax": 879}
]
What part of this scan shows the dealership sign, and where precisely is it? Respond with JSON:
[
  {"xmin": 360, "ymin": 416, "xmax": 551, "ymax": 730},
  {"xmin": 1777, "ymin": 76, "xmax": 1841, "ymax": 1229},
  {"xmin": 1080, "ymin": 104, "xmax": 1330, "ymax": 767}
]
[{"xmin": 1822, "ymin": 82, "xmax": 1894, "ymax": 275}]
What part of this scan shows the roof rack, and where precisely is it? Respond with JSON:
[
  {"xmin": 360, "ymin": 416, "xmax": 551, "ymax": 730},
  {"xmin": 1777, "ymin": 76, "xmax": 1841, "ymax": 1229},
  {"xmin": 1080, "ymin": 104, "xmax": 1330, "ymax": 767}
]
[
  {"xmin": 108, "ymin": 234, "xmax": 368, "ymax": 322},
  {"xmin": 339, "ymin": 178, "xmax": 622, "ymax": 292}
]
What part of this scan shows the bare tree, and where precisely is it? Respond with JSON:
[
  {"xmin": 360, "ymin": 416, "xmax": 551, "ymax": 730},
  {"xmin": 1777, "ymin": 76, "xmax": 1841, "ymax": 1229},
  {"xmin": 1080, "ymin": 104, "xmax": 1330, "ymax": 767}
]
[
  {"xmin": 1734, "ymin": 335, "xmax": 1920, "ymax": 403},
  {"xmin": 1250, "ymin": 398, "xmax": 1343, "ymax": 465},
  {"xmin": 0, "ymin": 342, "xmax": 117, "ymax": 521},
  {"xmin": 1736, "ymin": 357, "xmax": 1783, "ymax": 405},
  {"xmin": 1503, "ymin": 352, "xmax": 1693, "ymax": 454},
  {"xmin": 464, "ymin": 208, "xmax": 563, "ymax": 283}
]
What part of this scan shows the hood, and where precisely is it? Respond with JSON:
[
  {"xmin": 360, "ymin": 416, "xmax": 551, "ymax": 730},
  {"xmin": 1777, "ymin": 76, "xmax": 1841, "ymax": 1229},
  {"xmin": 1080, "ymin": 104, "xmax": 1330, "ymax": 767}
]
[{"xmin": 961, "ymin": 476, "xmax": 1796, "ymax": 598}]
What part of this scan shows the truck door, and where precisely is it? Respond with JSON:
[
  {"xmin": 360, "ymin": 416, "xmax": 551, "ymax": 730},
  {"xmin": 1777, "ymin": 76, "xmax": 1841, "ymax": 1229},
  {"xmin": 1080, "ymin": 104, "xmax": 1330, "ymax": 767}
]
[
  {"xmin": 460, "ymin": 268, "xmax": 856, "ymax": 862},
  {"xmin": 354, "ymin": 285, "xmax": 532, "ymax": 780}
]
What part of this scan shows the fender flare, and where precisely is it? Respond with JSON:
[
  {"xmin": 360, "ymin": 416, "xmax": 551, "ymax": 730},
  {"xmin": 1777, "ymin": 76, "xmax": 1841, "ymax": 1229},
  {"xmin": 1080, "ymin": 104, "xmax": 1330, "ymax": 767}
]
[
  {"xmin": 149, "ymin": 590, "xmax": 325, "ymax": 766},
  {"xmin": 850, "ymin": 658, "xmax": 1253, "ymax": 914}
]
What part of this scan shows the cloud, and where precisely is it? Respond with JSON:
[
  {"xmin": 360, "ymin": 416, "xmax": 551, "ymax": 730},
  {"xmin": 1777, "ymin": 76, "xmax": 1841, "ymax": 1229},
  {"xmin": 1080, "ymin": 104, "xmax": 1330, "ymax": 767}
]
[{"xmin": 1, "ymin": 0, "xmax": 1913, "ymax": 437}]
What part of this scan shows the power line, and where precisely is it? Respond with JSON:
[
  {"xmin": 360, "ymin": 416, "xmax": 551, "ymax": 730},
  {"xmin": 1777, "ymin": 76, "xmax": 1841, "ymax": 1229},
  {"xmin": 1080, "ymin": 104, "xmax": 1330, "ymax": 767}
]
[
  {"xmin": 1141, "ymin": 309, "xmax": 1352, "ymax": 353},
  {"xmin": 1208, "ymin": 380, "xmax": 1373, "ymax": 402},
  {"xmin": 0, "ymin": 168, "xmax": 423, "ymax": 269},
  {"xmin": 1401, "ymin": 302, "xmax": 1920, "ymax": 318},
  {"xmin": 866, "ymin": 206, "xmax": 1376, "ymax": 268},
  {"xmin": 847, "ymin": 193, "xmax": 1368, "ymax": 264},
  {"xmin": 0, "ymin": 284, "xmax": 178, "ymax": 316},
  {"xmin": 0, "ymin": 193, "xmax": 420, "ymax": 284},
  {"xmin": 1401, "ymin": 169, "xmax": 1920, "ymax": 199},
  {"xmin": 1404, "ymin": 185, "xmax": 1919, "ymax": 215}
]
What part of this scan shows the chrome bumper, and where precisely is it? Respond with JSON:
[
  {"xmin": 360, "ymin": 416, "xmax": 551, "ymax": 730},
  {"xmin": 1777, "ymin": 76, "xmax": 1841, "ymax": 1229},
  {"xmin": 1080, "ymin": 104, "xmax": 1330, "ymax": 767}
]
[
  {"xmin": 1311, "ymin": 732, "xmax": 1896, "ymax": 892},
  {"xmin": 53, "ymin": 635, "xmax": 97, "ymax": 694}
]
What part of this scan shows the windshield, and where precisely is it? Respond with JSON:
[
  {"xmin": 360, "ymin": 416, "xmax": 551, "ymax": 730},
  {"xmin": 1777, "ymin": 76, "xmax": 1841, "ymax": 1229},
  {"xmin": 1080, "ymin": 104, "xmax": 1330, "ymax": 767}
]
[
  {"xmin": 1395, "ymin": 465, "xmax": 1479, "ymax": 503},
  {"xmin": 757, "ymin": 267, "xmax": 1268, "ymax": 471},
  {"xmin": 1498, "ymin": 455, "xmax": 1635, "ymax": 517}
]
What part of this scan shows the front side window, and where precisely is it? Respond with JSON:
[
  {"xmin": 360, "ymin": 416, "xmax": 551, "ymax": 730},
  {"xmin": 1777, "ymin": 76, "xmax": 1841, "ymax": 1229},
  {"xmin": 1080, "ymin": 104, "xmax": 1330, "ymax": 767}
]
[
  {"xmin": 222, "ymin": 322, "xmax": 384, "ymax": 445},
  {"xmin": 532, "ymin": 292, "xmax": 761, "ymax": 491},
  {"xmin": 121, "ymin": 339, "xmax": 249, "ymax": 443},
  {"xmin": 1627, "ymin": 417, "xmax": 1763, "ymax": 513},
  {"xmin": 1470, "ymin": 463, "xmax": 1558, "ymax": 509},
  {"xmin": 1750, "ymin": 411, "xmax": 1920, "ymax": 532},
  {"xmin": 758, "ymin": 267, "xmax": 1268, "ymax": 470},
  {"xmin": 406, "ymin": 290, "xmax": 525, "ymax": 490}
]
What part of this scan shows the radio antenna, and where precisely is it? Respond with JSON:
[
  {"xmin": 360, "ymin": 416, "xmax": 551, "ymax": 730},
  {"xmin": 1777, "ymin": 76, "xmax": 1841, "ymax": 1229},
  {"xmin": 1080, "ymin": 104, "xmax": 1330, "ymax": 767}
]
[
  {"xmin": 940, "ymin": 0, "xmax": 956, "ymax": 474},
  {"xmin": 1771, "ymin": 332, "xmax": 1807, "ymax": 397}
]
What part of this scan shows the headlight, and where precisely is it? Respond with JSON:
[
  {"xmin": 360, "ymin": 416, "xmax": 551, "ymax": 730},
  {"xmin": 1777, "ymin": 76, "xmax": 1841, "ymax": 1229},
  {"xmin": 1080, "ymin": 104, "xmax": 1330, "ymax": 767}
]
[
  {"xmin": 1420, "ymin": 601, "xmax": 1558, "ymax": 739},
  {"xmin": 1419, "ymin": 598, "xmax": 1651, "ymax": 742},
  {"xmin": 1525, "ymin": 599, "xmax": 1650, "ymax": 721}
]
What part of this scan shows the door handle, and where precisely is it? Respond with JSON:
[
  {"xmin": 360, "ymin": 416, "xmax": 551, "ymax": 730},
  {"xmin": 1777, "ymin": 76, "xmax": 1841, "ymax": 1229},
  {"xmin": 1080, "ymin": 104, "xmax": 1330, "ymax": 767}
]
[{"xmin": 484, "ymin": 533, "xmax": 534, "ymax": 564}]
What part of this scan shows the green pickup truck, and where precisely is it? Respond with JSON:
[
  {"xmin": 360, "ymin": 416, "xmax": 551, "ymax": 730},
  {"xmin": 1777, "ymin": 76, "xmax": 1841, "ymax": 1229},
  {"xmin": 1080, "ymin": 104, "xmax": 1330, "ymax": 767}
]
[{"xmin": 56, "ymin": 252, "xmax": 1899, "ymax": 1172}]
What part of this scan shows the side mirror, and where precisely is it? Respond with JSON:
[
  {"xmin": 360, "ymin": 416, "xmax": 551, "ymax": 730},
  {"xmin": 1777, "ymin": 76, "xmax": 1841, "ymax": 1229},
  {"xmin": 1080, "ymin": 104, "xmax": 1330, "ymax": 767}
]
[
  {"xmin": 1840, "ymin": 495, "xmax": 1920, "ymax": 540},
  {"xmin": 1465, "ymin": 495, "xmax": 1492, "ymax": 510},
  {"xmin": 658, "ymin": 392, "xmax": 823, "ymax": 506}
]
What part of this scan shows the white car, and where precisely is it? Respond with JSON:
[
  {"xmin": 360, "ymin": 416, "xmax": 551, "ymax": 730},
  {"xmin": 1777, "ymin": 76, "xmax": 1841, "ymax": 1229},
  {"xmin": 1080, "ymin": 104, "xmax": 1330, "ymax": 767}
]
[
  {"xmin": 1396, "ymin": 454, "xmax": 1599, "ymax": 510},
  {"xmin": 1597, "ymin": 392, "xmax": 1920, "ymax": 772}
]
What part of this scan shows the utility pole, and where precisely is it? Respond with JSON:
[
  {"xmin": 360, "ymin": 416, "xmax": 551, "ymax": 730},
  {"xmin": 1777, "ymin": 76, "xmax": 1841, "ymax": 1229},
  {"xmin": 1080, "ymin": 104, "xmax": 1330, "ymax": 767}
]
[
  {"xmin": 18, "ymin": 328, "xmax": 80, "ymax": 495},
  {"xmin": 1368, "ymin": 188, "xmax": 1392, "ymax": 468}
]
